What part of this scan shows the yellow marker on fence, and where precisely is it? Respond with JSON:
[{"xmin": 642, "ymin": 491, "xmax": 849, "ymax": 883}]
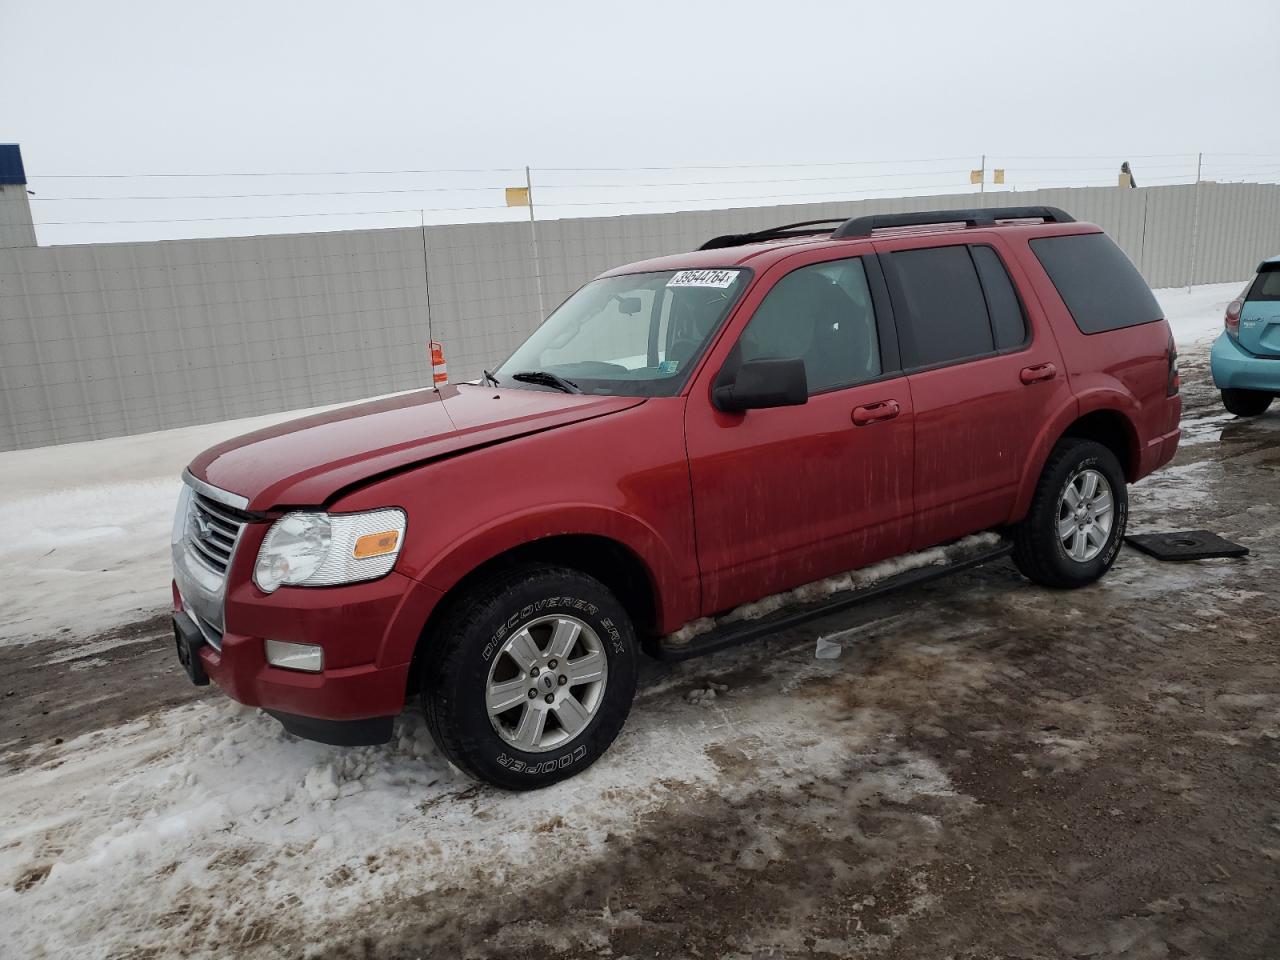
[{"xmin": 505, "ymin": 186, "xmax": 530, "ymax": 207}]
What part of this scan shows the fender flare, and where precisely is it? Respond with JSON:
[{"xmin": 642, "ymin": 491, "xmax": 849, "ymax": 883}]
[
  {"xmin": 1011, "ymin": 388, "xmax": 1142, "ymax": 520},
  {"xmin": 414, "ymin": 503, "xmax": 697, "ymax": 637}
]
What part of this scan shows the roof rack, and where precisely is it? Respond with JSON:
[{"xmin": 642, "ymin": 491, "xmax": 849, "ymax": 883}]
[
  {"xmin": 832, "ymin": 205, "xmax": 1075, "ymax": 239},
  {"xmin": 698, "ymin": 206, "xmax": 1075, "ymax": 251},
  {"xmin": 698, "ymin": 218, "xmax": 849, "ymax": 251}
]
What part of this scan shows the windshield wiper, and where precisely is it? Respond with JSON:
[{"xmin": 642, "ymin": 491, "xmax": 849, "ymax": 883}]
[
  {"xmin": 509, "ymin": 370, "xmax": 582, "ymax": 394},
  {"xmin": 481, "ymin": 369, "xmax": 501, "ymax": 387}
]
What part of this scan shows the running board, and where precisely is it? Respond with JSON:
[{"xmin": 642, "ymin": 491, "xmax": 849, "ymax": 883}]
[{"xmin": 651, "ymin": 541, "xmax": 1014, "ymax": 662}]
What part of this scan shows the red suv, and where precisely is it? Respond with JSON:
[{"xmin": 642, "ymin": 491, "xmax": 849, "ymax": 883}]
[{"xmin": 172, "ymin": 206, "xmax": 1181, "ymax": 789}]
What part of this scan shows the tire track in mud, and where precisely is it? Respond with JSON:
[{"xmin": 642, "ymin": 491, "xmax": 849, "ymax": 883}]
[{"xmin": 0, "ymin": 612, "xmax": 208, "ymax": 770}]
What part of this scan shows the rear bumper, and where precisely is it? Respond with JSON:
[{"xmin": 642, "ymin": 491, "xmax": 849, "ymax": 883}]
[
  {"xmin": 1211, "ymin": 333, "xmax": 1280, "ymax": 392},
  {"xmin": 173, "ymin": 570, "xmax": 442, "ymax": 735},
  {"xmin": 1138, "ymin": 423, "xmax": 1181, "ymax": 479}
]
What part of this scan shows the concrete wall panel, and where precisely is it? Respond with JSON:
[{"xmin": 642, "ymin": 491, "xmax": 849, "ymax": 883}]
[{"xmin": 2, "ymin": 182, "xmax": 1277, "ymax": 451}]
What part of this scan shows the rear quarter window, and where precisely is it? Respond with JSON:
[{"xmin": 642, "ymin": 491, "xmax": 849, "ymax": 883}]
[{"xmin": 1030, "ymin": 232, "xmax": 1162, "ymax": 335}]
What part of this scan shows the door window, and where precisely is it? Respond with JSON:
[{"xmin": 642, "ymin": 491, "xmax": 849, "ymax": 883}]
[
  {"xmin": 738, "ymin": 258, "xmax": 881, "ymax": 394},
  {"xmin": 890, "ymin": 246, "xmax": 994, "ymax": 368},
  {"xmin": 971, "ymin": 245, "xmax": 1028, "ymax": 350}
]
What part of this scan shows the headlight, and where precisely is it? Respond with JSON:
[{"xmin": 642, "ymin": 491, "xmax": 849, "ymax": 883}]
[{"xmin": 253, "ymin": 508, "xmax": 406, "ymax": 594}]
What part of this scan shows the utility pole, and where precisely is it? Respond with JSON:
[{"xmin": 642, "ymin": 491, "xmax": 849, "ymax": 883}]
[
  {"xmin": 419, "ymin": 210, "xmax": 434, "ymax": 346},
  {"xmin": 525, "ymin": 165, "xmax": 547, "ymax": 319},
  {"xmin": 980, "ymin": 154, "xmax": 986, "ymax": 195},
  {"xmin": 1187, "ymin": 151, "xmax": 1203, "ymax": 291}
]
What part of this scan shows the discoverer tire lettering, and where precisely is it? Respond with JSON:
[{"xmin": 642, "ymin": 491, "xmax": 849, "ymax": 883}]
[{"xmin": 422, "ymin": 564, "xmax": 638, "ymax": 791}]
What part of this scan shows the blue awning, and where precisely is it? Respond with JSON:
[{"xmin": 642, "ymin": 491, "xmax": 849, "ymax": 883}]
[{"xmin": 0, "ymin": 145, "xmax": 27, "ymax": 185}]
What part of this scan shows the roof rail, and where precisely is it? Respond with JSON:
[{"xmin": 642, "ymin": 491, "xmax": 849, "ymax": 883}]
[
  {"xmin": 698, "ymin": 218, "xmax": 849, "ymax": 251},
  {"xmin": 832, "ymin": 205, "xmax": 1074, "ymax": 239}
]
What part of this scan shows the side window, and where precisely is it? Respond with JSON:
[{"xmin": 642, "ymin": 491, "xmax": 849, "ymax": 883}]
[
  {"xmin": 890, "ymin": 246, "xmax": 994, "ymax": 368},
  {"xmin": 971, "ymin": 245, "xmax": 1028, "ymax": 350},
  {"xmin": 1029, "ymin": 232, "xmax": 1161, "ymax": 334},
  {"xmin": 738, "ymin": 258, "xmax": 881, "ymax": 394}
]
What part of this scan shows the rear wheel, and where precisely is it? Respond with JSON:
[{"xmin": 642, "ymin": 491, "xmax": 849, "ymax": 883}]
[
  {"xmin": 1013, "ymin": 439, "xmax": 1128, "ymax": 589},
  {"xmin": 422, "ymin": 564, "xmax": 638, "ymax": 790},
  {"xmin": 1221, "ymin": 388, "xmax": 1273, "ymax": 417}
]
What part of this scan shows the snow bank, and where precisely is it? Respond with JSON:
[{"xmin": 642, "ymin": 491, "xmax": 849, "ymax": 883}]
[
  {"xmin": 1153, "ymin": 280, "xmax": 1248, "ymax": 347},
  {"xmin": 0, "ymin": 676, "xmax": 956, "ymax": 957},
  {"xmin": 0, "ymin": 399, "xmax": 380, "ymax": 647},
  {"xmin": 664, "ymin": 532, "xmax": 1003, "ymax": 648}
]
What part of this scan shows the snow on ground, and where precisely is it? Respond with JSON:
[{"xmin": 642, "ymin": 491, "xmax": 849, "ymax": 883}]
[
  {"xmin": 0, "ymin": 398, "xmax": 401, "ymax": 647},
  {"xmin": 0, "ymin": 657, "xmax": 956, "ymax": 957},
  {"xmin": 665, "ymin": 532, "xmax": 1002, "ymax": 646},
  {"xmin": 1153, "ymin": 280, "xmax": 1247, "ymax": 347}
]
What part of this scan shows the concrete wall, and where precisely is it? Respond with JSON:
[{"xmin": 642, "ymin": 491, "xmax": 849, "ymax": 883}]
[
  {"xmin": 0, "ymin": 184, "xmax": 37, "ymax": 250},
  {"xmin": 4, "ymin": 181, "xmax": 1280, "ymax": 451}
]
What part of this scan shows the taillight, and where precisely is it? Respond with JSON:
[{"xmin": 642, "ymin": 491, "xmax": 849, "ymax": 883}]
[
  {"xmin": 1225, "ymin": 298, "xmax": 1243, "ymax": 336},
  {"xmin": 1167, "ymin": 334, "xmax": 1180, "ymax": 397}
]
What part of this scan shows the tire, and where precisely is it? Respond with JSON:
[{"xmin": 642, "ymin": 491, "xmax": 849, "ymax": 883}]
[
  {"xmin": 1221, "ymin": 388, "xmax": 1273, "ymax": 417},
  {"xmin": 422, "ymin": 564, "xmax": 638, "ymax": 790},
  {"xmin": 1012, "ymin": 438, "xmax": 1128, "ymax": 589}
]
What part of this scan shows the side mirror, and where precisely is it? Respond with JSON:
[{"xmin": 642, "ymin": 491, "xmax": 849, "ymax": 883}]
[{"xmin": 713, "ymin": 358, "xmax": 808, "ymax": 413}]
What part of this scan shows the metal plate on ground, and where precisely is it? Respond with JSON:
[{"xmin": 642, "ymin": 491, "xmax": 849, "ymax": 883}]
[{"xmin": 1124, "ymin": 530, "xmax": 1250, "ymax": 561}]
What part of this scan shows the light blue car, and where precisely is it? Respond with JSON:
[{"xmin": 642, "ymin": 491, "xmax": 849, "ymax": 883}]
[{"xmin": 1212, "ymin": 256, "xmax": 1280, "ymax": 416}]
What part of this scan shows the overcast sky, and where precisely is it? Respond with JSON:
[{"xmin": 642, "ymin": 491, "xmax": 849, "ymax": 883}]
[{"xmin": 4, "ymin": 0, "xmax": 1279, "ymax": 244}]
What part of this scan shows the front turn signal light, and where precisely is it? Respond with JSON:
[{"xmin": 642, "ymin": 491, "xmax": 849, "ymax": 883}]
[{"xmin": 353, "ymin": 530, "xmax": 400, "ymax": 559}]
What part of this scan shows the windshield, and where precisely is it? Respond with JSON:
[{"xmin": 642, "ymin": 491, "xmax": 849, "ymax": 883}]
[{"xmin": 493, "ymin": 268, "xmax": 750, "ymax": 397}]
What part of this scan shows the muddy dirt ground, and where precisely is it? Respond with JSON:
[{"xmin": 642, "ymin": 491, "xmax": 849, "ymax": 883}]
[{"xmin": 2, "ymin": 346, "xmax": 1278, "ymax": 959}]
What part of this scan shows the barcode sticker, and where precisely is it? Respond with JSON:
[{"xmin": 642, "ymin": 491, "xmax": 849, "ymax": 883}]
[{"xmin": 667, "ymin": 269, "xmax": 739, "ymax": 289}]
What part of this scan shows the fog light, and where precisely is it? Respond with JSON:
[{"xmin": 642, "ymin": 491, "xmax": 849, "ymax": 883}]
[{"xmin": 265, "ymin": 639, "xmax": 323, "ymax": 673}]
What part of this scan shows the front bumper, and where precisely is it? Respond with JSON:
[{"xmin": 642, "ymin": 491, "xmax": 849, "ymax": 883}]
[
  {"xmin": 1211, "ymin": 332, "xmax": 1280, "ymax": 392},
  {"xmin": 171, "ymin": 473, "xmax": 444, "ymax": 745},
  {"xmin": 172, "ymin": 566, "xmax": 442, "ymax": 738}
]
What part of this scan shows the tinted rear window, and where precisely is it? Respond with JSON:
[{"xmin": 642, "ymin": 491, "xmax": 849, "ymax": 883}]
[
  {"xmin": 1030, "ymin": 232, "xmax": 1162, "ymax": 334},
  {"xmin": 1246, "ymin": 267, "xmax": 1280, "ymax": 302}
]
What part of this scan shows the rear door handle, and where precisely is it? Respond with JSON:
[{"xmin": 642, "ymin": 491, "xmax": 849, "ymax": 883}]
[
  {"xmin": 1020, "ymin": 362, "xmax": 1057, "ymax": 385},
  {"xmin": 852, "ymin": 399, "xmax": 901, "ymax": 426}
]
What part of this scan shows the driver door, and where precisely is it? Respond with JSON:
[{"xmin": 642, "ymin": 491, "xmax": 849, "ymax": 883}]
[{"xmin": 684, "ymin": 253, "xmax": 915, "ymax": 615}]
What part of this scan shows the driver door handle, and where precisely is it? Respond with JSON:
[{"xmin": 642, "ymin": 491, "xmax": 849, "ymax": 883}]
[{"xmin": 852, "ymin": 399, "xmax": 901, "ymax": 426}]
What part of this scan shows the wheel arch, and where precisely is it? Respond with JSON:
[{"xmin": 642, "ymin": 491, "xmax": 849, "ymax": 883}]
[
  {"xmin": 404, "ymin": 531, "xmax": 673, "ymax": 698},
  {"xmin": 1060, "ymin": 408, "xmax": 1141, "ymax": 479},
  {"xmin": 1011, "ymin": 396, "xmax": 1140, "ymax": 520}
]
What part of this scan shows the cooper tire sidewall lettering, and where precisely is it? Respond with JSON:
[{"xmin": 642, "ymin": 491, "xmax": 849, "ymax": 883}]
[{"xmin": 438, "ymin": 569, "xmax": 637, "ymax": 790}]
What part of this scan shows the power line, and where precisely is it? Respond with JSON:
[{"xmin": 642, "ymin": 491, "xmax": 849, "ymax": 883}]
[
  {"xmin": 34, "ymin": 207, "xmax": 504, "ymax": 227},
  {"xmin": 29, "ymin": 168, "xmax": 978, "ymax": 202},
  {"xmin": 33, "ymin": 182, "xmax": 988, "ymax": 227},
  {"xmin": 29, "ymin": 166, "xmax": 524, "ymax": 179}
]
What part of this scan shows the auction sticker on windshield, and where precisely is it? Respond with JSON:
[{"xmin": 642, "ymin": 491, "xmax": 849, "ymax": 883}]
[{"xmin": 667, "ymin": 269, "xmax": 740, "ymax": 288}]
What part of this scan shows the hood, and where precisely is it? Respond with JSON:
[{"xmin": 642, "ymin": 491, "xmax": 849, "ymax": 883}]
[{"xmin": 189, "ymin": 384, "xmax": 645, "ymax": 511}]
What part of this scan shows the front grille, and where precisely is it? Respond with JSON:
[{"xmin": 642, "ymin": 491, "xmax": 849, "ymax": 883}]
[{"xmin": 187, "ymin": 492, "xmax": 251, "ymax": 576}]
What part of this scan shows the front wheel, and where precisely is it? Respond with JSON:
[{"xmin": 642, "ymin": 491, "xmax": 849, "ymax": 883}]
[
  {"xmin": 1013, "ymin": 439, "xmax": 1128, "ymax": 589},
  {"xmin": 1221, "ymin": 388, "xmax": 1273, "ymax": 417},
  {"xmin": 422, "ymin": 564, "xmax": 638, "ymax": 790}
]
